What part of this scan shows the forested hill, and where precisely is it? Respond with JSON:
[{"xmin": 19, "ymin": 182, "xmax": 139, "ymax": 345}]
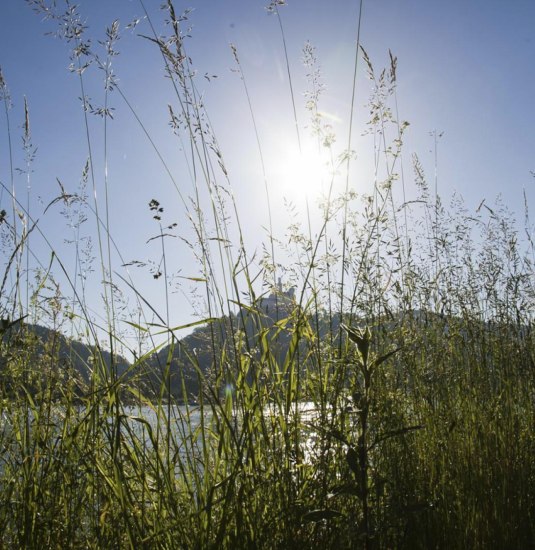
[
  {"xmin": 2, "ymin": 302, "xmax": 530, "ymax": 402},
  {"xmin": 0, "ymin": 321, "xmax": 129, "ymax": 397}
]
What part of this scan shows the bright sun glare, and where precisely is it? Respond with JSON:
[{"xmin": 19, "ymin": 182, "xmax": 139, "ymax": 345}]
[{"xmin": 272, "ymin": 136, "xmax": 335, "ymax": 202}]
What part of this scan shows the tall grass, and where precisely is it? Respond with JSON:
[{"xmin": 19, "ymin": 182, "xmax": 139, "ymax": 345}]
[{"xmin": 1, "ymin": 1, "xmax": 534, "ymax": 548}]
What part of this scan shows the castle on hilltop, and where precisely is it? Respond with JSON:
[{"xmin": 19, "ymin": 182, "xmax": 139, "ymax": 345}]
[{"xmin": 259, "ymin": 278, "xmax": 296, "ymax": 322}]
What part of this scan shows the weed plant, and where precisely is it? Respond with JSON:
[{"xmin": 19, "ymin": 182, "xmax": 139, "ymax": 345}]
[{"xmin": 0, "ymin": 1, "xmax": 534, "ymax": 548}]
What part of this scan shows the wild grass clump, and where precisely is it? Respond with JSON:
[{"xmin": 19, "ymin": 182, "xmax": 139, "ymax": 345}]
[{"xmin": 0, "ymin": 1, "xmax": 534, "ymax": 548}]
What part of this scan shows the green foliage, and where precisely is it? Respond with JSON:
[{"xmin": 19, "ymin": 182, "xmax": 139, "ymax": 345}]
[{"xmin": 0, "ymin": 1, "xmax": 534, "ymax": 548}]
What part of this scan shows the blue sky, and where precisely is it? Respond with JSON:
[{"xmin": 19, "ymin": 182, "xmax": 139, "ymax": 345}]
[{"xmin": 1, "ymin": 1, "xmax": 534, "ymax": 348}]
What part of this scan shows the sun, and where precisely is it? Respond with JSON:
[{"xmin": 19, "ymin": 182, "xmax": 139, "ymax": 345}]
[{"xmin": 271, "ymin": 134, "xmax": 335, "ymax": 202}]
